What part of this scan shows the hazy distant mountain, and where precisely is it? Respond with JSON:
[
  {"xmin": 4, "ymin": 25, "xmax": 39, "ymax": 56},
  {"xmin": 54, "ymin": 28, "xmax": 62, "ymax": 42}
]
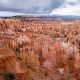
[
  {"xmin": 0, "ymin": 12, "xmax": 80, "ymax": 20},
  {"xmin": 13, "ymin": 15, "xmax": 80, "ymax": 20}
]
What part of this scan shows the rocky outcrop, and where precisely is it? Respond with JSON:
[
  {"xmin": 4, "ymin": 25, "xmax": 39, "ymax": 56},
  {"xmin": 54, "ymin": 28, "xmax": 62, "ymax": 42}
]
[{"xmin": 0, "ymin": 18, "xmax": 80, "ymax": 80}]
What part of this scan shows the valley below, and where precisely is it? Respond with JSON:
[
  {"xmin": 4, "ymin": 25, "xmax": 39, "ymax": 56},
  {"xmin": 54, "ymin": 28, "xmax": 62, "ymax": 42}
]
[{"xmin": 0, "ymin": 17, "xmax": 80, "ymax": 80}]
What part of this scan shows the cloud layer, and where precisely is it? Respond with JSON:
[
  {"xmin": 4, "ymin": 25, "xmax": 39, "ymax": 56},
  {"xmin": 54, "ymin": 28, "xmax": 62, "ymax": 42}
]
[
  {"xmin": 0, "ymin": 11, "xmax": 25, "ymax": 17},
  {"xmin": 0, "ymin": 0, "xmax": 63, "ymax": 14},
  {"xmin": 0, "ymin": 0, "xmax": 80, "ymax": 15},
  {"xmin": 51, "ymin": 0, "xmax": 80, "ymax": 16}
]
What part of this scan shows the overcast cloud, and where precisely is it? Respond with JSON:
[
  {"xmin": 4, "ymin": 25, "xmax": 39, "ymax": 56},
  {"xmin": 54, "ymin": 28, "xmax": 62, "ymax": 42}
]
[
  {"xmin": 0, "ymin": 0, "xmax": 80, "ymax": 16},
  {"xmin": 51, "ymin": 0, "xmax": 80, "ymax": 16},
  {"xmin": 0, "ymin": 0, "xmax": 63, "ymax": 14}
]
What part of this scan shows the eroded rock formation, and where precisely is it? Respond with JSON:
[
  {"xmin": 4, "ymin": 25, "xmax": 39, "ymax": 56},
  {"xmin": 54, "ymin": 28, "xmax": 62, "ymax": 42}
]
[{"xmin": 0, "ymin": 18, "xmax": 80, "ymax": 80}]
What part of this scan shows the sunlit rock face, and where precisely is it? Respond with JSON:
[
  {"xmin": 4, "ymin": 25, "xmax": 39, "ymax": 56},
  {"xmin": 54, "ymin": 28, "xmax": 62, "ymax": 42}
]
[
  {"xmin": 17, "ymin": 35, "xmax": 30, "ymax": 44},
  {"xmin": 41, "ymin": 40, "xmax": 80, "ymax": 74},
  {"xmin": 0, "ymin": 17, "xmax": 80, "ymax": 80}
]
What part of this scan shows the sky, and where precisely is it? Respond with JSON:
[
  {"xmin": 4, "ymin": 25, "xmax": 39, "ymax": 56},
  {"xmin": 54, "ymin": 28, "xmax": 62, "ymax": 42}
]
[{"xmin": 0, "ymin": 0, "xmax": 80, "ymax": 16}]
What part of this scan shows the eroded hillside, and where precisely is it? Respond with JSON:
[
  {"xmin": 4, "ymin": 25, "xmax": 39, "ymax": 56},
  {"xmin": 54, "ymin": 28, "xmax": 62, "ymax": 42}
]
[{"xmin": 0, "ymin": 18, "xmax": 80, "ymax": 80}]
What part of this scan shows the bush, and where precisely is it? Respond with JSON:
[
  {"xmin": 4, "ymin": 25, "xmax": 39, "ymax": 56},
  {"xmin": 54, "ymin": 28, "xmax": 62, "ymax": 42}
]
[
  {"xmin": 4, "ymin": 72, "xmax": 16, "ymax": 80},
  {"xmin": 15, "ymin": 47, "xmax": 20, "ymax": 53},
  {"xmin": 67, "ymin": 73, "xmax": 72, "ymax": 80}
]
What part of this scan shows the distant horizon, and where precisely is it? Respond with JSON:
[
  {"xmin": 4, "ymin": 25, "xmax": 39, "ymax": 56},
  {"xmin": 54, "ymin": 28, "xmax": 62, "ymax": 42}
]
[
  {"xmin": 0, "ymin": 11, "xmax": 80, "ymax": 17},
  {"xmin": 0, "ymin": 12, "xmax": 80, "ymax": 21}
]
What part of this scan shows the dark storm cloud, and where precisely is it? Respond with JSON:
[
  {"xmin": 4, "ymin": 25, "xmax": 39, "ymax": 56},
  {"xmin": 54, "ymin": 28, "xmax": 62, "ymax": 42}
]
[{"xmin": 0, "ymin": 0, "xmax": 64, "ymax": 14}]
